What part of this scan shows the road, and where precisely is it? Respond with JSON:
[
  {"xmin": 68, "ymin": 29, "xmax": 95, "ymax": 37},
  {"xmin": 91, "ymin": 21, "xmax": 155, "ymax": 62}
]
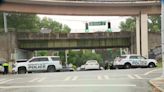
[{"xmin": 0, "ymin": 68, "xmax": 162, "ymax": 92}]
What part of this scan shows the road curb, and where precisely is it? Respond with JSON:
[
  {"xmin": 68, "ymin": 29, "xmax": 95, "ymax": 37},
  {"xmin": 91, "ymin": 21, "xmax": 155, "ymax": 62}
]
[{"xmin": 149, "ymin": 79, "xmax": 164, "ymax": 92}]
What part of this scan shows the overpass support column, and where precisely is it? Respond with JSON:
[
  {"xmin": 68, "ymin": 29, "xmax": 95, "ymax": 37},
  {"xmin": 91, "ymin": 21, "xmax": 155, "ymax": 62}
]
[
  {"xmin": 136, "ymin": 13, "xmax": 148, "ymax": 58},
  {"xmin": 141, "ymin": 13, "xmax": 148, "ymax": 58},
  {"xmin": 136, "ymin": 16, "xmax": 140, "ymax": 55}
]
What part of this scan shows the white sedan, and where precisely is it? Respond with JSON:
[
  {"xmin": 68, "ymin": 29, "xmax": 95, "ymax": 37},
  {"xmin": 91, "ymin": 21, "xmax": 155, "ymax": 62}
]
[{"xmin": 84, "ymin": 60, "xmax": 100, "ymax": 70}]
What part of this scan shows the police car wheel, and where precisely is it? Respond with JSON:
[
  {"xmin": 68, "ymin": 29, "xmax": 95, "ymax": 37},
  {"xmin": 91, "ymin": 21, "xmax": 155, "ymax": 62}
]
[
  {"xmin": 124, "ymin": 63, "xmax": 131, "ymax": 69},
  {"xmin": 47, "ymin": 66, "xmax": 56, "ymax": 72},
  {"xmin": 18, "ymin": 68, "xmax": 26, "ymax": 74},
  {"xmin": 148, "ymin": 63, "xmax": 155, "ymax": 68}
]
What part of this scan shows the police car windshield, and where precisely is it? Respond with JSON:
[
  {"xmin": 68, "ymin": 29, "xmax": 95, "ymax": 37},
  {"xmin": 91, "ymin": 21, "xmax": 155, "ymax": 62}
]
[{"xmin": 16, "ymin": 60, "xmax": 27, "ymax": 63}]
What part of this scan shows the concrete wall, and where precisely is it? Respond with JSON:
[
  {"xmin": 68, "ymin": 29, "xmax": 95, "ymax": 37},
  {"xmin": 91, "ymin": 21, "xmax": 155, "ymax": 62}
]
[
  {"xmin": 148, "ymin": 32, "xmax": 161, "ymax": 50},
  {"xmin": 0, "ymin": 32, "xmax": 17, "ymax": 61},
  {"xmin": 127, "ymin": 32, "xmax": 161, "ymax": 55}
]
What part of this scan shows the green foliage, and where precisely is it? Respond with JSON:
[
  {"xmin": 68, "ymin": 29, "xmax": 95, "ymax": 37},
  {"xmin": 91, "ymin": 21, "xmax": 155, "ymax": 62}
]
[
  {"xmin": 148, "ymin": 16, "xmax": 161, "ymax": 32},
  {"xmin": 37, "ymin": 51, "xmax": 48, "ymax": 56},
  {"xmin": 38, "ymin": 17, "xmax": 71, "ymax": 33},
  {"xmin": 67, "ymin": 50, "xmax": 103, "ymax": 67},
  {"xmin": 62, "ymin": 25, "xmax": 71, "ymax": 33},
  {"xmin": 59, "ymin": 50, "xmax": 65, "ymax": 64},
  {"xmin": 120, "ymin": 16, "xmax": 161, "ymax": 32},
  {"xmin": 0, "ymin": 13, "xmax": 71, "ymax": 33},
  {"xmin": 119, "ymin": 17, "xmax": 136, "ymax": 32}
]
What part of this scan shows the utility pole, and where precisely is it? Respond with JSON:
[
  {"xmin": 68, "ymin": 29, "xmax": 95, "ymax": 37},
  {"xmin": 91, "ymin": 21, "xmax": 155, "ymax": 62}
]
[
  {"xmin": 3, "ymin": 12, "xmax": 8, "ymax": 33},
  {"xmin": 161, "ymin": 0, "xmax": 164, "ymax": 76}
]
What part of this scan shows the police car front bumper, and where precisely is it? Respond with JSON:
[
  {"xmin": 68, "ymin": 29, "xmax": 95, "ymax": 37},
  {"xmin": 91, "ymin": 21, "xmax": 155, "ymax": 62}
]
[{"xmin": 12, "ymin": 67, "xmax": 18, "ymax": 74}]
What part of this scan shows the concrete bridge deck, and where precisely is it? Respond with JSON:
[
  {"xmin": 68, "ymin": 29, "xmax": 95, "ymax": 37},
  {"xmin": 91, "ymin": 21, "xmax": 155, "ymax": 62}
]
[{"xmin": 17, "ymin": 32, "xmax": 133, "ymax": 50}]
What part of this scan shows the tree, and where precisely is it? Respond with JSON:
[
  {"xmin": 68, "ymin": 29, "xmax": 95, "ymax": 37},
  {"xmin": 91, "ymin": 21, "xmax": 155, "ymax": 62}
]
[
  {"xmin": 119, "ymin": 17, "xmax": 136, "ymax": 32},
  {"xmin": 38, "ymin": 17, "xmax": 71, "ymax": 33},
  {"xmin": 148, "ymin": 16, "xmax": 161, "ymax": 32},
  {"xmin": 0, "ymin": 13, "xmax": 71, "ymax": 33},
  {"xmin": 36, "ymin": 50, "xmax": 48, "ymax": 56},
  {"xmin": 67, "ymin": 50, "xmax": 103, "ymax": 67},
  {"xmin": 38, "ymin": 17, "xmax": 62, "ymax": 32},
  {"xmin": 119, "ymin": 16, "xmax": 161, "ymax": 32},
  {"xmin": 4, "ymin": 13, "xmax": 39, "ymax": 32},
  {"xmin": 62, "ymin": 25, "xmax": 71, "ymax": 33}
]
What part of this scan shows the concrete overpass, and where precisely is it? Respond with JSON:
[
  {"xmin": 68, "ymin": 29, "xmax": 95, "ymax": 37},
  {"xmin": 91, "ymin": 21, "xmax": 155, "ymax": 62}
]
[
  {"xmin": 0, "ymin": 0, "xmax": 161, "ymax": 58},
  {"xmin": 17, "ymin": 32, "xmax": 132, "ymax": 50},
  {"xmin": 0, "ymin": 0, "xmax": 160, "ymax": 16},
  {"xmin": 0, "ymin": 32, "xmax": 161, "ymax": 61}
]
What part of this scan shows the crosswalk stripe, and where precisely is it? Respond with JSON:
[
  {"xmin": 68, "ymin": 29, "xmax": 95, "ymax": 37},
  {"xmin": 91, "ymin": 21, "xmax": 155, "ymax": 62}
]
[
  {"xmin": 104, "ymin": 75, "xmax": 109, "ymax": 80},
  {"xmin": 29, "ymin": 78, "xmax": 39, "ymax": 83},
  {"xmin": 38, "ymin": 78, "xmax": 46, "ymax": 82},
  {"xmin": 127, "ymin": 75, "xmax": 135, "ymax": 79},
  {"xmin": 0, "ymin": 79, "xmax": 14, "ymax": 84},
  {"xmin": 134, "ymin": 74, "xmax": 142, "ymax": 79},
  {"xmin": 0, "ymin": 79, "xmax": 7, "ymax": 82},
  {"xmin": 72, "ymin": 76, "xmax": 78, "ymax": 81},
  {"xmin": 97, "ymin": 76, "xmax": 102, "ymax": 80},
  {"xmin": 64, "ymin": 76, "xmax": 72, "ymax": 81}
]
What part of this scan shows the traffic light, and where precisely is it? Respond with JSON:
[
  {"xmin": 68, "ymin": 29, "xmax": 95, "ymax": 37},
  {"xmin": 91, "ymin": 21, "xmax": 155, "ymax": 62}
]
[
  {"xmin": 108, "ymin": 22, "xmax": 111, "ymax": 29},
  {"xmin": 85, "ymin": 23, "xmax": 89, "ymax": 32},
  {"xmin": 107, "ymin": 22, "xmax": 112, "ymax": 32}
]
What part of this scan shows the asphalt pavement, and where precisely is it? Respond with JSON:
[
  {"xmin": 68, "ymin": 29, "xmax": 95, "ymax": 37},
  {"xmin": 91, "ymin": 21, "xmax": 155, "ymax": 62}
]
[{"xmin": 0, "ymin": 68, "xmax": 162, "ymax": 92}]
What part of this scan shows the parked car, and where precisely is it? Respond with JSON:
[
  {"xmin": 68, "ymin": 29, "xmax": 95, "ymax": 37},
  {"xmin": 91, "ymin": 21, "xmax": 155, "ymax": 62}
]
[
  {"xmin": 62, "ymin": 64, "xmax": 74, "ymax": 71},
  {"xmin": 80, "ymin": 65, "xmax": 85, "ymax": 71},
  {"xmin": 113, "ymin": 54, "xmax": 157, "ymax": 69},
  {"xmin": 12, "ymin": 56, "xmax": 63, "ymax": 74},
  {"xmin": 84, "ymin": 60, "xmax": 100, "ymax": 70}
]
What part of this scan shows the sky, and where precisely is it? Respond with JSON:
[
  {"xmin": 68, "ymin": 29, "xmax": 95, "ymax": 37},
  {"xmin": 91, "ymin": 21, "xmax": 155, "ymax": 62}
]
[{"xmin": 38, "ymin": 15, "xmax": 129, "ymax": 33}]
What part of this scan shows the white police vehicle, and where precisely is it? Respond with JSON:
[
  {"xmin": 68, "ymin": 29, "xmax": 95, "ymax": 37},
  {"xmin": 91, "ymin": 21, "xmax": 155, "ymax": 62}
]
[
  {"xmin": 113, "ymin": 54, "xmax": 157, "ymax": 69},
  {"xmin": 12, "ymin": 56, "xmax": 62, "ymax": 74}
]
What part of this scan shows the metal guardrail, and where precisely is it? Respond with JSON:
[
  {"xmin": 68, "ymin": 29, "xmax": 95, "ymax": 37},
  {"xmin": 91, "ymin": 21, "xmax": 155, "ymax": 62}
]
[{"xmin": 17, "ymin": 32, "xmax": 132, "ymax": 40}]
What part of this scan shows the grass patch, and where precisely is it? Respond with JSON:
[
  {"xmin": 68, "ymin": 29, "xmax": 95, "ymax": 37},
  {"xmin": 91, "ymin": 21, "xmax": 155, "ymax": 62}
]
[{"xmin": 157, "ymin": 59, "xmax": 162, "ymax": 68}]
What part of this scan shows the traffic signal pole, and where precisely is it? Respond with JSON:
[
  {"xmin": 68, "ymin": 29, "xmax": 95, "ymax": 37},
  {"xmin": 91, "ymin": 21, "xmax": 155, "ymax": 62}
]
[
  {"xmin": 3, "ymin": 12, "xmax": 8, "ymax": 33},
  {"xmin": 161, "ymin": 0, "xmax": 164, "ymax": 76}
]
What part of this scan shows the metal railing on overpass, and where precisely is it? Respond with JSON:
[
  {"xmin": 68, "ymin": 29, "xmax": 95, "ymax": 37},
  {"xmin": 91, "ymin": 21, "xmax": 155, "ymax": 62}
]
[{"xmin": 16, "ymin": 32, "xmax": 132, "ymax": 40}]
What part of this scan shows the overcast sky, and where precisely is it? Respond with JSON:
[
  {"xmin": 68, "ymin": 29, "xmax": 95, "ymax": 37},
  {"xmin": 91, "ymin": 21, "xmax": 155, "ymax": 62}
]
[{"xmin": 38, "ymin": 15, "xmax": 129, "ymax": 33}]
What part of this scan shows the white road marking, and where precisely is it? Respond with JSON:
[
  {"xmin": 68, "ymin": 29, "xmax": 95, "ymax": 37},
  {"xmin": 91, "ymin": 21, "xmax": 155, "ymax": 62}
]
[
  {"xmin": 134, "ymin": 74, "xmax": 142, "ymax": 79},
  {"xmin": 0, "ymin": 79, "xmax": 7, "ymax": 82},
  {"xmin": 97, "ymin": 76, "xmax": 102, "ymax": 80},
  {"xmin": 104, "ymin": 75, "xmax": 109, "ymax": 80},
  {"xmin": 29, "ymin": 78, "xmax": 39, "ymax": 83},
  {"xmin": 127, "ymin": 74, "xmax": 135, "ymax": 79},
  {"xmin": 16, "ymin": 78, "xmax": 23, "ymax": 80},
  {"xmin": 37, "ymin": 77, "xmax": 46, "ymax": 82},
  {"xmin": 0, "ymin": 84, "xmax": 136, "ymax": 89},
  {"xmin": 64, "ymin": 76, "xmax": 72, "ymax": 81},
  {"xmin": 144, "ymin": 69, "xmax": 161, "ymax": 75},
  {"xmin": 72, "ymin": 76, "xmax": 78, "ymax": 81},
  {"xmin": 0, "ymin": 79, "xmax": 14, "ymax": 84}
]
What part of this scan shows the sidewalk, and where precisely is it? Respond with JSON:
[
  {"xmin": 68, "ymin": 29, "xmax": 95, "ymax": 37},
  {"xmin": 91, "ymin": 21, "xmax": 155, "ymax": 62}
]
[{"xmin": 150, "ymin": 77, "xmax": 164, "ymax": 92}]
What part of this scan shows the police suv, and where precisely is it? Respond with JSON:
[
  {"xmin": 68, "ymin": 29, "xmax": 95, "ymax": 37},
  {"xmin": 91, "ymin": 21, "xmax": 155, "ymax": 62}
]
[
  {"xmin": 12, "ymin": 56, "xmax": 63, "ymax": 74},
  {"xmin": 113, "ymin": 54, "xmax": 157, "ymax": 69}
]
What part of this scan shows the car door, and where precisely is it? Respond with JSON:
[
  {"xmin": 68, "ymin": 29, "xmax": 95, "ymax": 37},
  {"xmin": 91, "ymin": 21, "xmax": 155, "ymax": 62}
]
[
  {"xmin": 129, "ymin": 56, "xmax": 140, "ymax": 66},
  {"xmin": 28, "ymin": 57, "xmax": 48, "ymax": 71},
  {"xmin": 138, "ymin": 56, "xmax": 147, "ymax": 66}
]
